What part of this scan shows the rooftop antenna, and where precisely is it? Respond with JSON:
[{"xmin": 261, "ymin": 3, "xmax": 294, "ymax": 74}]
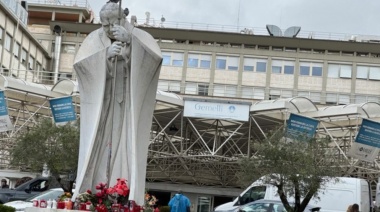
[{"xmin": 145, "ymin": 11, "xmax": 150, "ymax": 25}]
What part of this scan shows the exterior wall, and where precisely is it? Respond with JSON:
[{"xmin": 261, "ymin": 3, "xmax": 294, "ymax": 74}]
[
  {"xmin": 157, "ymin": 40, "xmax": 380, "ymax": 105},
  {"xmin": 0, "ymin": 4, "xmax": 50, "ymax": 83}
]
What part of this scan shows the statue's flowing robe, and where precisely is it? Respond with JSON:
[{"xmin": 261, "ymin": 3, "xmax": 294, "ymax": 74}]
[{"xmin": 73, "ymin": 23, "xmax": 162, "ymax": 205}]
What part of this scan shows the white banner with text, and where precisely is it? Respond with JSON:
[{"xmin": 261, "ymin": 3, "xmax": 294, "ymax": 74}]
[{"xmin": 184, "ymin": 100, "xmax": 250, "ymax": 122}]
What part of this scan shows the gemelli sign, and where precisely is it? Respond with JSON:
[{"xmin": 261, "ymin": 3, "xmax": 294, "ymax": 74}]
[{"xmin": 183, "ymin": 100, "xmax": 250, "ymax": 121}]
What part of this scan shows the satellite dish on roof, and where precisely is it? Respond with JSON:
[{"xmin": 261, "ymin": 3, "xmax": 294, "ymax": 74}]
[
  {"xmin": 266, "ymin": 24, "xmax": 282, "ymax": 36},
  {"xmin": 284, "ymin": 26, "xmax": 301, "ymax": 38},
  {"xmin": 161, "ymin": 15, "xmax": 165, "ymax": 23}
]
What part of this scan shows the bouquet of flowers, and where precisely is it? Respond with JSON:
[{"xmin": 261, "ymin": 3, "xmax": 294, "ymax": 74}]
[
  {"xmin": 59, "ymin": 192, "xmax": 72, "ymax": 201},
  {"xmin": 144, "ymin": 193, "xmax": 158, "ymax": 212},
  {"xmin": 75, "ymin": 178, "xmax": 130, "ymax": 212}
]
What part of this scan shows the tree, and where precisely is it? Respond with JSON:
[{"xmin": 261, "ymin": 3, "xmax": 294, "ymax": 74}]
[
  {"xmin": 238, "ymin": 129, "xmax": 345, "ymax": 212},
  {"xmin": 10, "ymin": 118, "xmax": 79, "ymax": 193}
]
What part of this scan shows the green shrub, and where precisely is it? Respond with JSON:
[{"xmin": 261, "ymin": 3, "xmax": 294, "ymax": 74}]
[
  {"xmin": 0, "ymin": 205, "xmax": 16, "ymax": 212},
  {"xmin": 159, "ymin": 205, "xmax": 170, "ymax": 212}
]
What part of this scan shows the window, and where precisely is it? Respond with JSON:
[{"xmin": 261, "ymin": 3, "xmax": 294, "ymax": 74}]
[
  {"xmin": 161, "ymin": 51, "xmax": 184, "ymax": 66},
  {"xmin": 243, "ymin": 58, "xmax": 254, "ymax": 71},
  {"xmin": 216, "ymin": 55, "xmax": 239, "ymax": 71},
  {"xmin": 216, "ymin": 56, "xmax": 227, "ymax": 69},
  {"xmin": 172, "ymin": 52, "xmax": 184, "ymax": 66},
  {"xmin": 284, "ymin": 65, "xmax": 294, "ymax": 75},
  {"xmin": 4, "ymin": 33, "xmax": 11, "ymax": 51},
  {"xmin": 312, "ymin": 66, "xmax": 323, "ymax": 76},
  {"xmin": 241, "ymin": 87, "xmax": 254, "ymax": 98},
  {"xmin": 338, "ymin": 94, "xmax": 350, "ymax": 104},
  {"xmin": 369, "ymin": 67, "xmax": 380, "ymax": 80},
  {"xmin": 328, "ymin": 64, "xmax": 352, "ymax": 78},
  {"xmin": 61, "ymin": 44, "xmax": 76, "ymax": 54},
  {"xmin": 187, "ymin": 53, "xmax": 199, "ymax": 68},
  {"xmin": 225, "ymin": 86, "xmax": 237, "ymax": 97},
  {"xmin": 227, "ymin": 57, "xmax": 239, "ymax": 70},
  {"xmin": 256, "ymin": 61, "xmax": 267, "ymax": 72},
  {"xmin": 357, "ymin": 66, "xmax": 368, "ymax": 79},
  {"xmin": 240, "ymin": 186, "xmax": 266, "ymax": 205},
  {"xmin": 298, "ymin": 91, "xmax": 321, "ymax": 103},
  {"xmin": 200, "ymin": 54, "xmax": 211, "ymax": 69},
  {"xmin": 356, "ymin": 66, "xmax": 380, "ymax": 80},
  {"xmin": 21, "ymin": 48, "xmax": 27, "ymax": 66},
  {"xmin": 30, "ymin": 180, "xmax": 49, "ymax": 192},
  {"xmin": 271, "ymin": 60, "xmax": 294, "ymax": 74},
  {"xmin": 253, "ymin": 88, "xmax": 265, "ymax": 99},
  {"xmin": 58, "ymin": 73, "xmax": 72, "ymax": 80},
  {"xmin": 162, "ymin": 53, "xmax": 171, "ymax": 66},
  {"xmin": 29, "ymin": 56, "xmax": 35, "ymax": 70},
  {"xmin": 36, "ymin": 62, "xmax": 42, "ymax": 72},
  {"xmin": 339, "ymin": 65, "xmax": 352, "ymax": 78},
  {"xmin": 185, "ymin": 83, "xmax": 196, "ymax": 94},
  {"xmin": 300, "ymin": 66, "xmax": 310, "ymax": 75},
  {"xmin": 198, "ymin": 84, "xmax": 209, "ymax": 96},
  {"xmin": 187, "ymin": 53, "xmax": 212, "ymax": 69},
  {"xmin": 13, "ymin": 42, "xmax": 20, "ymax": 58},
  {"xmin": 271, "ymin": 60, "xmax": 282, "ymax": 74},
  {"xmin": 244, "ymin": 58, "xmax": 268, "ymax": 73},
  {"xmin": 300, "ymin": 62, "xmax": 323, "ymax": 76},
  {"xmin": 326, "ymin": 93, "xmax": 337, "ymax": 104}
]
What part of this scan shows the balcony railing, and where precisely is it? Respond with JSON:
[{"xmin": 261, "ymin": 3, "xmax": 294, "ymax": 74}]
[{"xmin": 26, "ymin": 0, "xmax": 91, "ymax": 10}]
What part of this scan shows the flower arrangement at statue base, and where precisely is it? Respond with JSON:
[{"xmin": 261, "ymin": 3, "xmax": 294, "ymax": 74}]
[
  {"xmin": 143, "ymin": 193, "xmax": 158, "ymax": 212},
  {"xmin": 58, "ymin": 191, "xmax": 73, "ymax": 209},
  {"xmin": 75, "ymin": 178, "xmax": 130, "ymax": 212}
]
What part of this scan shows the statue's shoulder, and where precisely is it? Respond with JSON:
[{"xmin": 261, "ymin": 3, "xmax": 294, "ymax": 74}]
[
  {"xmin": 75, "ymin": 28, "xmax": 105, "ymax": 64},
  {"xmin": 84, "ymin": 28, "xmax": 103, "ymax": 42},
  {"xmin": 131, "ymin": 28, "xmax": 161, "ymax": 58}
]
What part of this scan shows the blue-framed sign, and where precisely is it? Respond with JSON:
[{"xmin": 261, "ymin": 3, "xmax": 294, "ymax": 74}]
[
  {"xmin": 348, "ymin": 119, "xmax": 380, "ymax": 162},
  {"xmin": 355, "ymin": 119, "xmax": 380, "ymax": 148},
  {"xmin": 49, "ymin": 96, "xmax": 76, "ymax": 123},
  {"xmin": 286, "ymin": 113, "xmax": 319, "ymax": 139},
  {"xmin": 0, "ymin": 90, "xmax": 14, "ymax": 132}
]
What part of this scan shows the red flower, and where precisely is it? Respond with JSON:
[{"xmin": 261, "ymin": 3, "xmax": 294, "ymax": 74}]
[
  {"xmin": 96, "ymin": 204, "xmax": 108, "ymax": 212},
  {"xmin": 86, "ymin": 189, "xmax": 92, "ymax": 194}
]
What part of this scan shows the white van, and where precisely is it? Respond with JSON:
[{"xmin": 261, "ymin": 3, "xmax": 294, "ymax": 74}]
[{"xmin": 214, "ymin": 177, "xmax": 372, "ymax": 212}]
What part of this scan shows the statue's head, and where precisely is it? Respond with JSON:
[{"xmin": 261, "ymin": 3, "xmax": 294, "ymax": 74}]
[{"xmin": 99, "ymin": 2, "xmax": 126, "ymax": 39}]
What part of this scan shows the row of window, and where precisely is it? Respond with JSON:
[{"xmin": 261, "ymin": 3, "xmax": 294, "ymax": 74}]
[
  {"xmin": 162, "ymin": 51, "xmax": 380, "ymax": 80},
  {"xmin": 159, "ymin": 80, "xmax": 380, "ymax": 104},
  {"xmin": 0, "ymin": 26, "xmax": 45, "ymax": 71}
]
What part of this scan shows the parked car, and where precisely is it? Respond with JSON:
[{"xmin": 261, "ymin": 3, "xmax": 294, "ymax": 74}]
[
  {"xmin": 215, "ymin": 176, "xmax": 370, "ymax": 212},
  {"xmin": 0, "ymin": 177, "xmax": 53, "ymax": 204},
  {"xmin": 4, "ymin": 188, "xmax": 66, "ymax": 212},
  {"xmin": 238, "ymin": 199, "xmax": 321, "ymax": 212}
]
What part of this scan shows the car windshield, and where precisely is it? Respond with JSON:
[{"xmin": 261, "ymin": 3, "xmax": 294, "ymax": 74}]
[{"xmin": 25, "ymin": 189, "xmax": 64, "ymax": 202}]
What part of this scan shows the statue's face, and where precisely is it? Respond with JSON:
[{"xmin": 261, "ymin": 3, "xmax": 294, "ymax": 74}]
[{"xmin": 101, "ymin": 15, "xmax": 119, "ymax": 39}]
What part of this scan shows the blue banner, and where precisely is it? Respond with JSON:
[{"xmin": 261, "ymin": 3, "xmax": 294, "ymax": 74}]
[
  {"xmin": 0, "ymin": 91, "xmax": 8, "ymax": 116},
  {"xmin": 286, "ymin": 113, "xmax": 319, "ymax": 139},
  {"xmin": 49, "ymin": 96, "xmax": 76, "ymax": 123},
  {"xmin": 355, "ymin": 119, "xmax": 380, "ymax": 148}
]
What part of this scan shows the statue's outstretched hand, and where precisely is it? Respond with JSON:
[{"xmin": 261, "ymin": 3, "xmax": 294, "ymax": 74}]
[
  {"xmin": 107, "ymin": 41, "xmax": 123, "ymax": 59},
  {"xmin": 111, "ymin": 25, "xmax": 131, "ymax": 43}
]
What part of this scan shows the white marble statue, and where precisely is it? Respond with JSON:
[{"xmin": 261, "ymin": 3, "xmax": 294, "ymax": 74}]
[{"xmin": 73, "ymin": 2, "xmax": 162, "ymax": 205}]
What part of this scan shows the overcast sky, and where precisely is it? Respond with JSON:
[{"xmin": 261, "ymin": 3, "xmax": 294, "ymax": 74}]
[{"xmin": 88, "ymin": 0, "xmax": 380, "ymax": 37}]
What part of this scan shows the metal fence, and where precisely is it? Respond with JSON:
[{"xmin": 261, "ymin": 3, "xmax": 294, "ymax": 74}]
[{"xmin": 26, "ymin": 0, "xmax": 91, "ymax": 9}]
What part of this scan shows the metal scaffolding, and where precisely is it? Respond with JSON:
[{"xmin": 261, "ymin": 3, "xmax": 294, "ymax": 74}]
[{"xmin": 1, "ymin": 78, "xmax": 380, "ymax": 194}]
